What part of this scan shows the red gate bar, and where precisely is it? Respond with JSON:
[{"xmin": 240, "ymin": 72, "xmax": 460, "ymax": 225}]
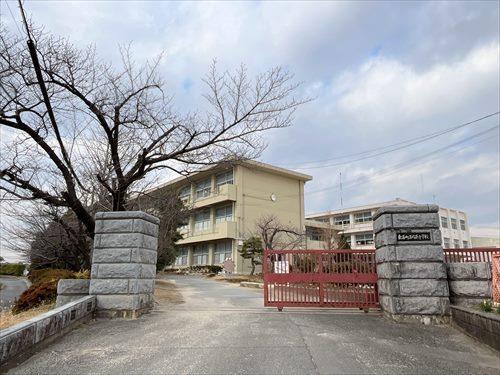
[
  {"xmin": 443, "ymin": 248, "xmax": 500, "ymax": 263},
  {"xmin": 263, "ymin": 249, "xmax": 379, "ymax": 310}
]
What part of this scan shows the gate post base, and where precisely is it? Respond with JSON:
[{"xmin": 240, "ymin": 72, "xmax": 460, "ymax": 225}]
[{"xmin": 374, "ymin": 205, "xmax": 451, "ymax": 325}]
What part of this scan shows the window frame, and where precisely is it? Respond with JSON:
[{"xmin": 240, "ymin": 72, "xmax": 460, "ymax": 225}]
[
  {"xmin": 459, "ymin": 219, "xmax": 466, "ymax": 231},
  {"xmin": 195, "ymin": 178, "xmax": 212, "ymax": 200},
  {"xmin": 440, "ymin": 216, "xmax": 448, "ymax": 228},
  {"xmin": 193, "ymin": 245, "xmax": 209, "ymax": 265},
  {"xmin": 450, "ymin": 218, "xmax": 457, "ymax": 230},
  {"xmin": 334, "ymin": 215, "xmax": 350, "ymax": 226},
  {"xmin": 194, "ymin": 210, "xmax": 211, "ymax": 232},
  {"xmin": 354, "ymin": 211, "xmax": 372, "ymax": 223},
  {"xmin": 214, "ymin": 240, "xmax": 233, "ymax": 264},
  {"xmin": 355, "ymin": 233, "xmax": 374, "ymax": 245},
  {"xmin": 453, "ymin": 239, "xmax": 460, "ymax": 248},
  {"xmin": 215, "ymin": 204, "xmax": 233, "ymax": 224},
  {"xmin": 215, "ymin": 170, "xmax": 234, "ymax": 191}
]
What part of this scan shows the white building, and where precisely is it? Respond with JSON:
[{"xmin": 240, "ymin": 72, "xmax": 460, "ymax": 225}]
[{"xmin": 305, "ymin": 198, "xmax": 471, "ymax": 249}]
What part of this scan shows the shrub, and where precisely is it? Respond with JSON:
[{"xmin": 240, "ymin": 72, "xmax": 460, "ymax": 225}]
[
  {"xmin": 13, "ymin": 268, "xmax": 89, "ymax": 314},
  {"xmin": 29, "ymin": 268, "xmax": 77, "ymax": 284},
  {"xmin": 0, "ymin": 263, "xmax": 26, "ymax": 276},
  {"xmin": 496, "ymin": 305, "xmax": 500, "ymax": 315},
  {"xmin": 187, "ymin": 265, "xmax": 223, "ymax": 274},
  {"xmin": 12, "ymin": 281, "xmax": 57, "ymax": 314},
  {"xmin": 479, "ymin": 300, "xmax": 493, "ymax": 313}
]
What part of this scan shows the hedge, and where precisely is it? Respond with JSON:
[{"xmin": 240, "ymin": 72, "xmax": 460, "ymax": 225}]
[{"xmin": 0, "ymin": 263, "xmax": 26, "ymax": 276}]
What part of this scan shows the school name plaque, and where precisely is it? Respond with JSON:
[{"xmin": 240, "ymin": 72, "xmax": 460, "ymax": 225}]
[{"xmin": 396, "ymin": 232, "xmax": 431, "ymax": 242}]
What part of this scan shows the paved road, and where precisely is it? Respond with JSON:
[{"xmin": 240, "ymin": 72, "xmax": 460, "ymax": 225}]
[
  {"xmin": 9, "ymin": 275, "xmax": 500, "ymax": 374},
  {"xmin": 0, "ymin": 276, "xmax": 29, "ymax": 310}
]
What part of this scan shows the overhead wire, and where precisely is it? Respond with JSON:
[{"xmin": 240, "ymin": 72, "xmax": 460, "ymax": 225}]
[{"xmin": 272, "ymin": 112, "xmax": 499, "ymax": 169}]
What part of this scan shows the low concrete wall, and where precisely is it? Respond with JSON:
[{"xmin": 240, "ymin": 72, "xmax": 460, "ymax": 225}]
[
  {"xmin": 451, "ymin": 305, "xmax": 499, "ymax": 351},
  {"xmin": 446, "ymin": 263, "xmax": 492, "ymax": 306},
  {"xmin": 0, "ymin": 295, "xmax": 95, "ymax": 366},
  {"xmin": 56, "ymin": 279, "xmax": 90, "ymax": 307}
]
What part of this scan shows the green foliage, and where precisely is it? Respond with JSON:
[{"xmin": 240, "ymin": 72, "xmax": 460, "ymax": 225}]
[
  {"xmin": 13, "ymin": 268, "xmax": 89, "ymax": 314},
  {"xmin": 240, "ymin": 237, "xmax": 263, "ymax": 275},
  {"xmin": 479, "ymin": 300, "xmax": 493, "ymax": 313},
  {"xmin": 496, "ymin": 305, "xmax": 500, "ymax": 315},
  {"xmin": 0, "ymin": 263, "xmax": 26, "ymax": 276}
]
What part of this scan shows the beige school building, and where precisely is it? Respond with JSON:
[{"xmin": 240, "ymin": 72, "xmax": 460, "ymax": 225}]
[{"xmin": 158, "ymin": 161, "xmax": 311, "ymax": 274}]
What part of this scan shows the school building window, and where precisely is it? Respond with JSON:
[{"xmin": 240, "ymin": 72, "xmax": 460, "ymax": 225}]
[
  {"xmin": 175, "ymin": 248, "xmax": 188, "ymax": 266},
  {"xmin": 355, "ymin": 233, "xmax": 373, "ymax": 245},
  {"xmin": 215, "ymin": 205, "xmax": 233, "ymax": 224},
  {"xmin": 193, "ymin": 245, "xmax": 208, "ymax": 265},
  {"xmin": 450, "ymin": 218, "xmax": 457, "ymax": 230},
  {"xmin": 214, "ymin": 241, "xmax": 232, "ymax": 263},
  {"xmin": 215, "ymin": 170, "xmax": 233, "ymax": 190},
  {"xmin": 460, "ymin": 220, "xmax": 466, "ymax": 231},
  {"xmin": 194, "ymin": 210, "xmax": 211, "ymax": 232},
  {"xmin": 440, "ymin": 216, "xmax": 448, "ymax": 228},
  {"xmin": 195, "ymin": 178, "xmax": 211, "ymax": 200},
  {"xmin": 354, "ymin": 211, "xmax": 372, "ymax": 223}
]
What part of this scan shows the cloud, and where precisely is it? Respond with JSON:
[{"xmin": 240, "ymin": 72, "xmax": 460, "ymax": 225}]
[{"xmin": 335, "ymin": 43, "xmax": 499, "ymax": 125}]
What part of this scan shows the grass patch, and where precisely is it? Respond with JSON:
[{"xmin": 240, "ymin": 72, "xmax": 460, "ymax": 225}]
[{"xmin": 0, "ymin": 302, "xmax": 55, "ymax": 330}]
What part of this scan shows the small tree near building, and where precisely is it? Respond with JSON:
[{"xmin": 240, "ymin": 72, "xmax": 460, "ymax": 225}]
[{"xmin": 239, "ymin": 236, "xmax": 263, "ymax": 275}]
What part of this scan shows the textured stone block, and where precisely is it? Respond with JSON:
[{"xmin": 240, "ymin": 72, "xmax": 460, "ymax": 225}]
[
  {"xmin": 130, "ymin": 248, "xmax": 157, "ymax": 264},
  {"xmin": 95, "ymin": 211, "xmax": 160, "ymax": 225},
  {"xmin": 129, "ymin": 279, "xmax": 155, "ymax": 294},
  {"xmin": 140, "ymin": 264, "xmax": 157, "ymax": 279},
  {"xmin": 449, "ymin": 280, "xmax": 491, "ymax": 298},
  {"xmin": 95, "ymin": 219, "xmax": 134, "ymax": 234},
  {"xmin": 92, "ymin": 248, "xmax": 131, "ymax": 263},
  {"xmin": 133, "ymin": 219, "xmax": 159, "ymax": 237},
  {"xmin": 446, "ymin": 263, "xmax": 491, "ymax": 280},
  {"xmin": 377, "ymin": 262, "xmax": 447, "ymax": 279},
  {"xmin": 391, "ymin": 212, "xmax": 439, "ymax": 229},
  {"xmin": 97, "ymin": 233, "xmax": 145, "ymax": 248},
  {"xmin": 57, "ymin": 279, "xmax": 90, "ymax": 295},
  {"xmin": 96, "ymin": 294, "xmax": 153, "ymax": 310},
  {"xmin": 378, "ymin": 279, "xmax": 449, "ymax": 297},
  {"xmin": 56, "ymin": 295, "xmax": 87, "ymax": 307},
  {"xmin": 89, "ymin": 279, "xmax": 130, "ymax": 294},
  {"xmin": 96, "ymin": 263, "xmax": 141, "ymax": 278},
  {"xmin": 376, "ymin": 245, "xmax": 444, "ymax": 263},
  {"xmin": 373, "ymin": 204, "xmax": 439, "ymax": 221},
  {"xmin": 386, "ymin": 296, "xmax": 450, "ymax": 315},
  {"xmin": 373, "ymin": 214, "xmax": 393, "ymax": 234},
  {"xmin": 0, "ymin": 323, "xmax": 36, "ymax": 364}
]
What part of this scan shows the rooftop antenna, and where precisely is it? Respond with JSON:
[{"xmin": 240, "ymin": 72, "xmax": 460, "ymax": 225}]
[{"xmin": 339, "ymin": 172, "xmax": 343, "ymax": 208}]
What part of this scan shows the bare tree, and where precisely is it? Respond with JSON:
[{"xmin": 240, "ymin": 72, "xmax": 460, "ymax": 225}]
[
  {"xmin": 255, "ymin": 215, "xmax": 304, "ymax": 250},
  {"xmin": 0, "ymin": 23, "xmax": 307, "ymax": 238}
]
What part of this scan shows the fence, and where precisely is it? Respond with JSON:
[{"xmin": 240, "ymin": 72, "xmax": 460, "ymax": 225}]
[
  {"xmin": 443, "ymin": 248, "xmax": 500, "ymax": 263},
  {"xmin": 493, "ymin": 254, "xmax": 500, "ymax": 304},
  {"xmin": 263, "ymin": 249, "xmax": 378, "ymax": 310}
]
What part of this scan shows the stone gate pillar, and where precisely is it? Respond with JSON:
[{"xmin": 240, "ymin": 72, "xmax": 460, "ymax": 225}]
[
  {"xmin": 373, "ymin": 205, "xmax": 450, "ymax": 324},
  {"xmin": 90, "ymin": 211, "xmax": 159, "ymax": 318}
]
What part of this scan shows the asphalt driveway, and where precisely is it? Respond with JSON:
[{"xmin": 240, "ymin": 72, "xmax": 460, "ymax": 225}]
[
  {"xmin": 0, "ymin": 276, "xmax": 29, "ymax": 310},
  {"xmin": 8, "ymin": 275, "xmax": 500, "ymax": 374}
]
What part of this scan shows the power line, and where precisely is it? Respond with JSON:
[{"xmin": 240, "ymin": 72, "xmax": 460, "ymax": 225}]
[
  {"xmin": 273, "ymin": 111, "xmax": 499, "ymax": 169},
  {"xmin": 294, "ymin": 125, "xmax": 499, "ymax": 197}
]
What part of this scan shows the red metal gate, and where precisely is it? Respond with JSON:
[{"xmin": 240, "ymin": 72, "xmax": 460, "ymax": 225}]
[{"xmin": 263, "ymin": 249, "xmax": 379, "ymax": 310}]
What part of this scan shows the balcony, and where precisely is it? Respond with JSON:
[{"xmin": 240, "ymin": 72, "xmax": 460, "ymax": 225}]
[
  {"xmin": 192, "ymin": 184, "xmax": 237, "ymax": 208},
  {"xmin": 176, "ymin": 221, "xmax": 238, "ymax": 245}
]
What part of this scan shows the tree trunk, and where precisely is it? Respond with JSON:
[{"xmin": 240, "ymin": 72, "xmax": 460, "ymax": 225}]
[{"xmin": 250, "ymin": 259, "xmax": 256, "ymax": 275}]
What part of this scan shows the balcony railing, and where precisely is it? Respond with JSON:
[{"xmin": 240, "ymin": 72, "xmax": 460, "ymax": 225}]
[{"xmin": 176, "ymin": 221, "xmax": 238, "ymax": 244}]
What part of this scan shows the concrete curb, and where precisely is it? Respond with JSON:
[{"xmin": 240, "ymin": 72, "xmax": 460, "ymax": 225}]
[{"xmin": 240, "ymin": 281, "xmax": 264, "ymax": 289}]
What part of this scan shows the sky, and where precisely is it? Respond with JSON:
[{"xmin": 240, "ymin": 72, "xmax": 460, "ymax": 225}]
[{"xmin": 0, "ymin": 1, "xmax": 499, "ymax": 260}]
